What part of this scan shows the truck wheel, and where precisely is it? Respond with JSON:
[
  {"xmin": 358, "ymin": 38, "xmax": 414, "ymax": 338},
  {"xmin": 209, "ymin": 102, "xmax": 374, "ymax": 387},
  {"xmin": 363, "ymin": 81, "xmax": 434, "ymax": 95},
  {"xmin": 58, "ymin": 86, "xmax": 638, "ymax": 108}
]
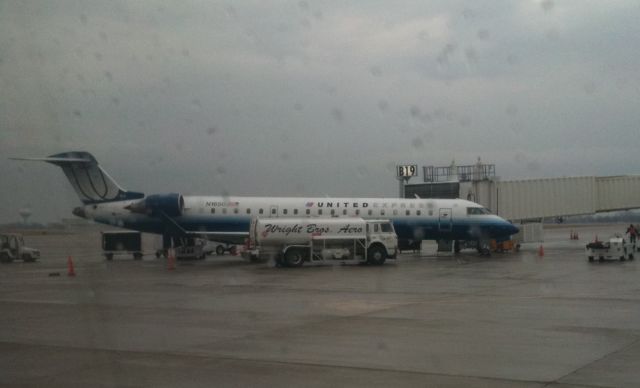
[
  {"xmin": 216, "ymin": 245, "xmax": 225, "ymax": 256},
  {"xmin": 105, "ymin": 253, "xmax": 113, "ymax": 261},
  {"xmin": 367, "ymin": 246, "xmax": 386, "ymax": 265},
  {"xmin": 284, "ymin": 248, "xmax": 305, "ymax": 267},
  {"xmin": 1, "ymin": 252, "xmax": 13, "ymax": 263}
]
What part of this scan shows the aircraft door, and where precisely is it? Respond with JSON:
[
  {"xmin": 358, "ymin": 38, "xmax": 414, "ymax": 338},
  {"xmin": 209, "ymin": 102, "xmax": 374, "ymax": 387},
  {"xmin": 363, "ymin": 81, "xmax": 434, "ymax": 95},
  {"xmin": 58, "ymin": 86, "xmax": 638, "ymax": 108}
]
[
  {"xmin": 269, "ymin": 205, "xmax": 279, "ymax": 218},
  {"xmin": 438, "ymin": 208, "xmax": 452, "ymax": 232}
]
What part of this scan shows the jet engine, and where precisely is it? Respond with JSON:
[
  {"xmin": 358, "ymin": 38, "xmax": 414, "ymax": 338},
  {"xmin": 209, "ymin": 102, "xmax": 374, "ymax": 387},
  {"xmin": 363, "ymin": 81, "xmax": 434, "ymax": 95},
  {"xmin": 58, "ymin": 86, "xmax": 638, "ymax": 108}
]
[{"xmin": 126, "ymin": 193, "xmax": 184, "ymax": 217}]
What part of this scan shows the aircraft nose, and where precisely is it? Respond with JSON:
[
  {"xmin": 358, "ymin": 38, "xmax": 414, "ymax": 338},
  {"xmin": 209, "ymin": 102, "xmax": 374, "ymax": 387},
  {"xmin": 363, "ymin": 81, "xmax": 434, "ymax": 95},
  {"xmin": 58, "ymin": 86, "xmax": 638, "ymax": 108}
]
[
  {"xmin": 72, "ymin": 206, "xmax": 86, "ymax": 218},
  {"xmin": 508, "ymin": 223, "xmax": 519, "ymax": 235}
]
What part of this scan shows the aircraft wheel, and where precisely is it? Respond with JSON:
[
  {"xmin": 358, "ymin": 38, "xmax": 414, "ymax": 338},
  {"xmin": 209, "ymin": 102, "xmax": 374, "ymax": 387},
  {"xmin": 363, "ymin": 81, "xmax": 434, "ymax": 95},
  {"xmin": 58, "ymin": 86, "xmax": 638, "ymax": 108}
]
[
  {"xmin": 216, "ymin": 245, "xmax": 225, "ymax": 256},
  {"xmin": 105, "ymin": 253, "xmax": 113, "ymax": 261},
  {"xmin": 620, "ymin": 256, "xmax": 626, "ymax": 262},
  {"xmin": 284, "ymin": 248, "xmax": 305, "ymax": 267},
  {"xmin": 629, "ymin": 254, "xmax": 634, "ymax": 261},
  {"xmin": 22, "ymin": 254, "xmax": 36, "ymax": 262},
  {"xmin": 588, "ymin": 256, "xmax": 594, "ymax": 262},
  {"xmin": 133, "ymin": 252, "xmax": 143, "ymax": 260}
]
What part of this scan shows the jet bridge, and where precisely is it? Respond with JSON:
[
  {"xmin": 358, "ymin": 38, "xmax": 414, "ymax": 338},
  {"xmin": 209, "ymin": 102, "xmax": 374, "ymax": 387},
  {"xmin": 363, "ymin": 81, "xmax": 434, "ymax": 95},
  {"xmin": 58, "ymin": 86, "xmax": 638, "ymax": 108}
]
[{"xmin": 467, "ymin": 175, "xmax": 640, "ymax": 221}]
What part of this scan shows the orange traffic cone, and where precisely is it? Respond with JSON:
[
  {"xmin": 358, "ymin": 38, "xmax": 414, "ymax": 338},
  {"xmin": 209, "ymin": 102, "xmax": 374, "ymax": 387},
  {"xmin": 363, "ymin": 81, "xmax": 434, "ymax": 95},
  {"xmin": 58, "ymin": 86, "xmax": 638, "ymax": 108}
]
[
  {"xmin": 67, "ymin": 256, "xmax": 76, "ymax": 277},
  {"xmin": 538, "ymin": 245, "xmax": 545, "ymax": 257},
  {"xmin": 167, "ymin": 248, "xmax": 176, "ymax": 271}
]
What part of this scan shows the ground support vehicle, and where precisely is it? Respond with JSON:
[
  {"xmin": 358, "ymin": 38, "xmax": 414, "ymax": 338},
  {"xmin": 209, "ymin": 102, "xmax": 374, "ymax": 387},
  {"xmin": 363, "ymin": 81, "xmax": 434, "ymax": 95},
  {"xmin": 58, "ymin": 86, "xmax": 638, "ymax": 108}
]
[
  {"xmin": 211, "ymin": 243, "xmax": 238, "ymax": 256},
  {"xmin": 0, "ymin": 233, "xmax": 40, "ymax": 263},
  {"xmin": 155, "ymin": 237, "xmax": 207, "ymax": 260},
  {"xmin": 586, "ymin": 237, "xmax": 635, "ymax": 262},
  {"xmin": 102, "ymin": 231, "xmax": 143, "ymax": 260},
  {"xmin": 244, "ymin": 218, "xmax": 398, "ymax": 267}
]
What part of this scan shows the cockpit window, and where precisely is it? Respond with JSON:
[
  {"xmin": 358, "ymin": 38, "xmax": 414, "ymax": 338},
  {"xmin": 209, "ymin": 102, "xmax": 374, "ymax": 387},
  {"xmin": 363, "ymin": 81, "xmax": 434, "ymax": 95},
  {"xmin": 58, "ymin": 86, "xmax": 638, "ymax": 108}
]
[{"xmin": 467, "ymin": 207, "xmax": 491, "ymax": 215}]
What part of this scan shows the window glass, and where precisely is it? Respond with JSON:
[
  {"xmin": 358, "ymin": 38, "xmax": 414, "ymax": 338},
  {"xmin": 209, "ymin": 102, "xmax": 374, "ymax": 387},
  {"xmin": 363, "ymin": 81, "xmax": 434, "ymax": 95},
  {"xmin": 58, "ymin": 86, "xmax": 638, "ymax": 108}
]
[
  {"xmin": 259, "ymin": 208, "xmax": 264, "ymax": 215},
  {"xmin": 283, "ymin": 209, "xmax": 288, "ymax": 215},
  {"xmin": 293, "ymin": 209, "xmax": 298, "ymax": 215},
  {"xmin": 381, "ymin": 223, "xmax": 393, "ymax": 233}
]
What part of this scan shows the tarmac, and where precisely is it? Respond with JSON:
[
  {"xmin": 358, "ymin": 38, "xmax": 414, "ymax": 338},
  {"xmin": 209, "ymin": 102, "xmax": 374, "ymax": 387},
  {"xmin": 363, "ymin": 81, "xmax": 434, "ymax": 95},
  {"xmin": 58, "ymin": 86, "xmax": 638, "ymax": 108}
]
[{"xmin": 1, "ymin": 223, "xmax": 639, "ymax": 387}]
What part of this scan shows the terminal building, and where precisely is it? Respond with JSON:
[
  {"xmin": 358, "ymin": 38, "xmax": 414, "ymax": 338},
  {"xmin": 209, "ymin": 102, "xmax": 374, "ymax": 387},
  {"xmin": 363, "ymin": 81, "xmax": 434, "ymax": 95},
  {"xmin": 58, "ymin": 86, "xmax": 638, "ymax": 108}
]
[{"xmin": 401, "ymin": 159, "xmax": 640, "ymax": 242}]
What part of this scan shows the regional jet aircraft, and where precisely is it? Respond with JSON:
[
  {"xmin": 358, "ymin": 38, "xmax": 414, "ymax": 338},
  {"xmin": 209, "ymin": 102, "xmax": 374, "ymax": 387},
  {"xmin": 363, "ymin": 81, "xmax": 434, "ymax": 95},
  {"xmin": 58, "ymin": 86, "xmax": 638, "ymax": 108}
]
[{"xmin": 12, "ymin": 151, "xmax": 518, "ymax": 253}]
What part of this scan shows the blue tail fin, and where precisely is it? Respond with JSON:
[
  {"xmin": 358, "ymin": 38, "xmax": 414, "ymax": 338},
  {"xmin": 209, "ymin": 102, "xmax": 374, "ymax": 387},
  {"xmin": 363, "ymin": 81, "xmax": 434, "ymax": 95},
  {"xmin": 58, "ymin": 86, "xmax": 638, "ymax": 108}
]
[{"xmin": 11, "ymin": 151, "xmax": 144, "ymax": 204}]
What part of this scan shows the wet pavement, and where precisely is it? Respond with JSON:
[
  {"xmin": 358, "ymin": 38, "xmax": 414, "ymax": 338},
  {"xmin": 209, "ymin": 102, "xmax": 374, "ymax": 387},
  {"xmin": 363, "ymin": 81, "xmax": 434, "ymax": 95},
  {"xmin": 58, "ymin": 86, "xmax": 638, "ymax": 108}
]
[{"xmin": 1, "ymin": 223, "xmax": 639, "ymax": 387}]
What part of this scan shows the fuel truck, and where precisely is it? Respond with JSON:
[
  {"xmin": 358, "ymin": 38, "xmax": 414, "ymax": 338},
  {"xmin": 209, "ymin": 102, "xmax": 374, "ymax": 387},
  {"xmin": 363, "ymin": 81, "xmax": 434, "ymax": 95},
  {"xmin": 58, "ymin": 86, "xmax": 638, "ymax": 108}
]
[{"xmin": 244, "ymin": 217, "xmax": 398, "ymax": 267}]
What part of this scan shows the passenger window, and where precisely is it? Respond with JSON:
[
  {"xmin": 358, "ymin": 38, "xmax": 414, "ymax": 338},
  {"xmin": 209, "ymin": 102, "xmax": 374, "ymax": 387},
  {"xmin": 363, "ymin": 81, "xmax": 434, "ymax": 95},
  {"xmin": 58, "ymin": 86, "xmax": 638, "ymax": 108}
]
[
  {"xmin": 417, "ymin": 210, "xmax": 421, "ymax": 216},
  {"xmin": 343, "ymin": 209, "xmax": 347, "ymax": 215},
  {"xmin": 318, "ymin": 209, "xmax": 323, "ymax": 215},
  {"xmin": 368, "ymin": 209, "xmax": 372, "ymax": 216},
  {"xmin": 283, "ymin": 209, "xmax": 288, "ymax": 215},
  {"xmin": 331, "ymin": 209, "xmax": 335, "ymax": 216},
  {"xmin": 246, "ymin": 208, "xmax": 251, "ymax": 214},
  {"xmin": 393, "ymin": 209, "xmax": 398, "ymax": 216},
  {"xmin": 222, "ymin": 208, "xmax": 227, "ymax": 214},
  {"xmin": 294, "ymin": 209, "xmax": 298, "ymax": 215},
  {"xmin": 381, "ymin": 210, "xmax": 385, "ymax": 216},
  {"xmin": 259, "ymin": 208, "xmax": 264, "ymax": 215},
  {"xmin": 406, "ymin": 210, "xmax": 410, "ymax": 216},
  {"xmin": 211, "ymin": 208, "xmax": 215, "ymax": 214},
  {"xmin": 306, "ymin": 209, "xmax": 310, "ymax": 215},
  {"xmin": 234, "ymin": 208, "xmax": 238, "ymax": 214},
  {"xmin": 355, "ymin": 209, "xmax": 360, "ymax": 215},
  {"xmin": 271, "ymin": 208, "xmax": 276, "ymax": 215}
]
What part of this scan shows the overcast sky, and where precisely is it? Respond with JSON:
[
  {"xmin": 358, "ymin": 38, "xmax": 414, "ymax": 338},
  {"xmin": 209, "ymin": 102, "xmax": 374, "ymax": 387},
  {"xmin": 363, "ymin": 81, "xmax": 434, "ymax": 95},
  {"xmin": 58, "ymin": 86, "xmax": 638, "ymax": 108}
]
[{"xmin": 1, "ymin": 0, "xmax": 639, "ymax": 223}]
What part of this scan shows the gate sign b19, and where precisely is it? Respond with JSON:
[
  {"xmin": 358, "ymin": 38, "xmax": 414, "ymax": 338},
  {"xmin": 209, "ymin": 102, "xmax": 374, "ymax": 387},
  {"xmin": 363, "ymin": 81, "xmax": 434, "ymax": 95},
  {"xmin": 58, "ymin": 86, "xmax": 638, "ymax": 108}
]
[{"xmin": 397, "ymin": 165, "xmax": 417, "ymax": 178}]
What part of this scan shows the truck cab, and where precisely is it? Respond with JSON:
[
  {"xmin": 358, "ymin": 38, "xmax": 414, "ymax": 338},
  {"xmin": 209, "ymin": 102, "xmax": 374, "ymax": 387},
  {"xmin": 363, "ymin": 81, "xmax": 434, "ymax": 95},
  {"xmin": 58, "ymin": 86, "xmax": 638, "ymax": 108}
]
[{"xmin": 0, "ymin": 233, "xmax": 40, "ymax": 263}]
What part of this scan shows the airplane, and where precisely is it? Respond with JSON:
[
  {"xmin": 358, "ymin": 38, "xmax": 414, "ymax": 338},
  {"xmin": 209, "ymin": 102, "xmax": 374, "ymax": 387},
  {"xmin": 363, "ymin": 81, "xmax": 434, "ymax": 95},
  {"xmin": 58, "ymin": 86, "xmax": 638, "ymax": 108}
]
[{"xmin": 11, "ymin": 151, "xmax": 519, "ymax": 256}]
